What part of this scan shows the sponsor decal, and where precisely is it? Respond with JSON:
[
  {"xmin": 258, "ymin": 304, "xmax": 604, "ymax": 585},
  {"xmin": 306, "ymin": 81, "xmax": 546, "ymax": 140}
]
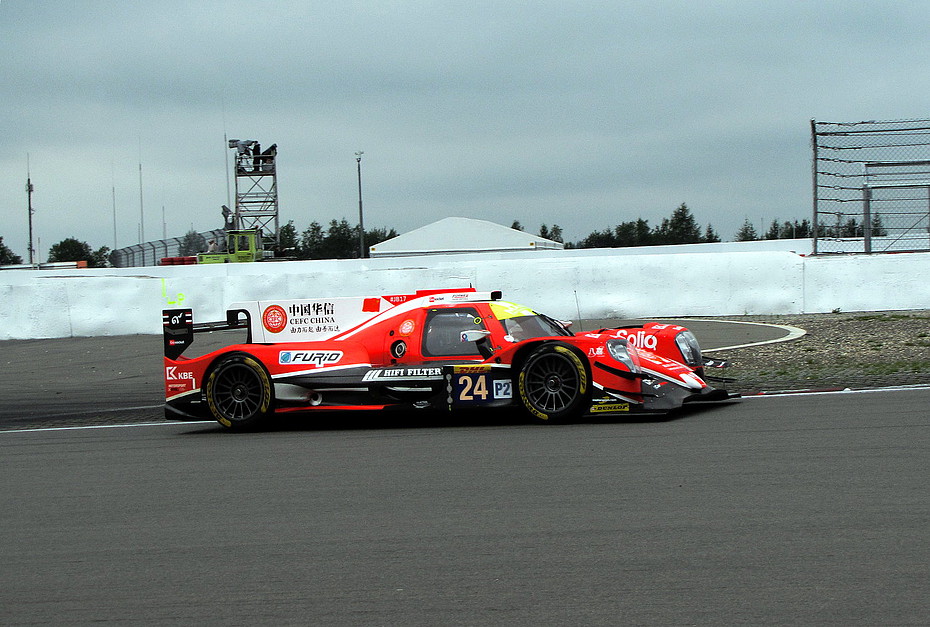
[
  {"xmin": 620, "ymin": 330, "xmax": 658, "ymax": 351},
  {"xmin": 278, "ymin": 350, "xmax": 343, "ymax": 366},
  {"xmin": 289, "ymin": 324, "xmax": 340, "ymax": 335},
  {"xmin": 399, "ymin": 319, "xmax": 415, "ymax": 336},
  {"xmin": 554, "ymin": 345, "xmax": 587, "ymax": 395},
  {"xmin": 163, "ymin": 310, "xmax": 191, "ymax": 326},
  {"xmin": 587, "ymin": 346, "xmax": 604, "ymax": 357},
  {"xmin": 590, "ymin": 402, "xmax": 630, "ymax": 413},
  {"xmin": 262, "ymin": 305, "xmax": 288, "ymax": 334},
  {"xmin": 288, "ymin": 302, "xmax": 335, "ymax": 317},
  {"xmin": 363, "ymin": 367, "xmax": 443, "ymax": 381},
  {"xmin": 262, "ymin": 302, "xmax": 344, "ymax": 335},
  {"xmin": 165, "ymin": 366, "xmax": 195, "ymax": 382},
  {"xmin": 452, "ymin": 365, "xmax": 492, "ymax": 374}
]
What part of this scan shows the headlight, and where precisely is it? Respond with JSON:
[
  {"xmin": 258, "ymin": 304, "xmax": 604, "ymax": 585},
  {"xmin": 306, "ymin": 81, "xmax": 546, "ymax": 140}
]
[
  {"xmin": 606, "ymin": 339, "xmax": 640, "ymax": 373},
  {"xmin": 674, "ymin": 330, "xmax": 702, "ymax": 367}
]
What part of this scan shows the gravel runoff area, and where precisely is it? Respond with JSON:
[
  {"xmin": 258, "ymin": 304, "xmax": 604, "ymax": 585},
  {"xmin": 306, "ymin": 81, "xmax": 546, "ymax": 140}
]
[{"xmin": 705, "ymin": 310, "xmax": 930, "ymax": 395}]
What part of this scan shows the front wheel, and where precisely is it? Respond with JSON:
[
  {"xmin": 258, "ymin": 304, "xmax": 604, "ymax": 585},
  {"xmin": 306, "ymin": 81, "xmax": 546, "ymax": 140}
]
[
  {"xmin": 206, "ymin": 354, "xmax": 274, "ymax": 429},
  {"xmin": 518, "ymin": 343, "xmax": 590, "ymax": 422}
]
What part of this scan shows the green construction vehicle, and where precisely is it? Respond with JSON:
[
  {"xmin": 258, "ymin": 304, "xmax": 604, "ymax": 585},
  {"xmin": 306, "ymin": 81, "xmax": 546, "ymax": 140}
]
[{"xmin": 197, "ymin": 229, "xmax": 271, "ymax": 264}]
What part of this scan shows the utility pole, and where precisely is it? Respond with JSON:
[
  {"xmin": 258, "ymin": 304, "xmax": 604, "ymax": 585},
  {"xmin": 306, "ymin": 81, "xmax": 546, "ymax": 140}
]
[
  {"xmin": 26, "ymin": 155, "xmax": 35, "ymax": 265},
  {"xmin": 138, "ymin": 160, "xmax": 145, "ymax": 243},
  {"xmin": 355, "ymin": 151, "xmax": 365, "ymax": 258},
  {"xmin": 112, "ymin": 183, "xmax": 117, "ymax": 249}
]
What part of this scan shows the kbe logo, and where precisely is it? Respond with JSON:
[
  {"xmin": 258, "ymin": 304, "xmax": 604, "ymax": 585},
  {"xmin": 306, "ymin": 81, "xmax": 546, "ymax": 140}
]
[
  {"xmin": 165, "ymin": 366, "xmax": 195, "ymax": 381},
  {"xmin": 279, "ymin": 350, "xmax": 343, "ymax": 366},
  {"xmin": 621, "ymin": 330, "xmax": 658, "ymax": 350}
]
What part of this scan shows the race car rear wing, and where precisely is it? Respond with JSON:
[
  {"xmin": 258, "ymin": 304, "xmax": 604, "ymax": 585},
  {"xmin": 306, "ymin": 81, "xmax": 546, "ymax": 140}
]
[{"xmin": 162, "ymin": 308, "xmax": 248, "ymax": 359}]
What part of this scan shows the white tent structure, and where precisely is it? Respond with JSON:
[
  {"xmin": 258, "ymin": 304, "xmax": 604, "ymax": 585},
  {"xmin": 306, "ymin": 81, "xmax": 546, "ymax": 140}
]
[{"xmin": 368, "ymin": 217, "xmax": 564, "ymax": 258}]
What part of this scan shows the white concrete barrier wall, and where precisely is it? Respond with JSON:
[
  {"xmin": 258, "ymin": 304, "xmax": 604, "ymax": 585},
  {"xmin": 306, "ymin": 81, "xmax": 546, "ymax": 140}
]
[{"xmin": 1, "ymin": 242, "xmax": 927, "ymax": 340}]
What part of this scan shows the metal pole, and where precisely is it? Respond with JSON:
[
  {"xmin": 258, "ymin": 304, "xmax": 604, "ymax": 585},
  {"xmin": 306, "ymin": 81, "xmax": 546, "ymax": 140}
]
[
  {"xmin": 811, "ymin": 119, "xmax": 819, "ymax": 255},
  {"xmin": 26, "ymin": 155, "xmax": 35, "ymax": 265},
  {"xmin": 356, "ymin": 151, "xmax": 365, "ymax": 258},
  {"xmin": 863, "ymin": 185, "xmax": 872, "ymax": 254},
  {"xmin": 112, "ymin": 183, "xmax": 117, "ymax": 249},
  {"xmin": 138, "ymin": 160, "xmax": 145, "ymax": 243},
  {"xmin": 224, "ymin": 133, "xmax": 231, "ymax": 211}
]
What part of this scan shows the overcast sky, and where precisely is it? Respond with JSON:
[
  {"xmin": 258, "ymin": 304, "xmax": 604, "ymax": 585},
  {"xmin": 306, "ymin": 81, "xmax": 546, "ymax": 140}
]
[{"xmin": 2, "ymin": 1, "xmax": 929, "ymax": 260}]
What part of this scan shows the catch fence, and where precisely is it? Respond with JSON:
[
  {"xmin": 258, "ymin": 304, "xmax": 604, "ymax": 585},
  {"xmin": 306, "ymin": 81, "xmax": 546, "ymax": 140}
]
[
  {"xmin": 813, "ymin": 118, "xmax": 930, "ymax": 254},
  {"xmin": 110, "ymin": 229, "xmax": 225, "ymax": 267}
]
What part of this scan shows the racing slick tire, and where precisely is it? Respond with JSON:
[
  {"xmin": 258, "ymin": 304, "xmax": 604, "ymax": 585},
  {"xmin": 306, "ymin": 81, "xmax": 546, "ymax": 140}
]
[
  {"xmin": 205, "ymin": 354, "xmax": 274, "ymax": 430},
  {"xmin": 517, "ymin": 342, "xmax": 590, "ymax": 423}
]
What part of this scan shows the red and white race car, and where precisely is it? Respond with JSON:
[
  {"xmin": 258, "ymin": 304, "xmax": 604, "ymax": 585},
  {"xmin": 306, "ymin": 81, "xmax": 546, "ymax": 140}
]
[{"xmin": 163, "ymin": 288, "xmax": 736, "ymax": 429}]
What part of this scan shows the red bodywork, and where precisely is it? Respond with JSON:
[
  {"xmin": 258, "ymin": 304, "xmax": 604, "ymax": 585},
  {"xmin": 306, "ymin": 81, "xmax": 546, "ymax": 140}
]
[{"xmin": 163, "ymin": 289, "xmax": 734, "ymax": 428}]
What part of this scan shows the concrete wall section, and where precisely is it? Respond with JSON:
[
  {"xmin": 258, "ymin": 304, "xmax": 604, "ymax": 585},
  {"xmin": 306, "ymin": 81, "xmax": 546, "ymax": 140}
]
[
  {"xmin": 801, "ymin": 253, "xmax": 930, "ymax": 314},
  {"xmin": 0, "ymin": 245, "xmax": 927, "ymax": 340}
]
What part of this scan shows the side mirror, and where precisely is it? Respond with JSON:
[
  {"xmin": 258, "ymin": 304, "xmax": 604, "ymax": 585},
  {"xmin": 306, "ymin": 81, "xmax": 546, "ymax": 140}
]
[{"xmin": 460, "ymin": 329, "xmax": 492, "ymax": 343}]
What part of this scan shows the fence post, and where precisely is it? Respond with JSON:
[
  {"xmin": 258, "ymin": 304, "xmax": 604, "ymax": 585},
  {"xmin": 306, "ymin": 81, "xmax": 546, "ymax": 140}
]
[
  {"xmin": 810, "ymin": 119, "xmax": 819, "ymax": 255},
  {"xmin": 862, "ymin": 185, "xmax": 872, "ymax": 254}
]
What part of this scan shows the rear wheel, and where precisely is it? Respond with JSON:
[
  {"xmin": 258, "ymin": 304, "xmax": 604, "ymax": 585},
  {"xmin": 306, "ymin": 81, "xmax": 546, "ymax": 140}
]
[
  {"xmin": 206, "ymin": 354, "xmax": 274, "ymax": 429},
  {"xmin": 518, "ymin": 343, "xmax": 590, "ymax": 422}
]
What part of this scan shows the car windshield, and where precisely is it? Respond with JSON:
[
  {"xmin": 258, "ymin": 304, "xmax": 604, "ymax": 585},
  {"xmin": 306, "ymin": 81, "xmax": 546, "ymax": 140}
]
[
  {"xmin": 500, "ymin": 315, "xmax": 572, "ymax": 341},
  {"xmin": 490, "ymin": 302, "xmax": 572, "ymax": 341}
]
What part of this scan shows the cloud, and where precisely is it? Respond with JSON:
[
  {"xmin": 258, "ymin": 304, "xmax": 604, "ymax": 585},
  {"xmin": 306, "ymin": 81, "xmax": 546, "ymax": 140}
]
[{"xmin": 2, "ymin": 1, "xmax": 929, "ymax": 260}]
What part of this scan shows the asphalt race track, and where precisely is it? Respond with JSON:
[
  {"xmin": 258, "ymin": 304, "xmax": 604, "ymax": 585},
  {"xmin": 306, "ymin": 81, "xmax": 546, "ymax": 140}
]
[
  {"xmin": 2, "ymin": 321, "xmax": 927, "ymax": 624},
  {"xmin": 2, "ymin": 389, "xmax": 928, "ymax": 624}
]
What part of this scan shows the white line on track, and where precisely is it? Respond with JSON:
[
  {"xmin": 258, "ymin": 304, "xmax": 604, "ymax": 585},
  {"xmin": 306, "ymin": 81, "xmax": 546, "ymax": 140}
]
[
  {"xmin": 742, "ymin": 384, "xmax": 930, "ymax": 399},
  {"xmin": 0, "ymin": 421, "xmax": 205, "ymax": 435},
  {"xmin": 6, "ymin": 384, "xmax": 930, "ymax": 434}
]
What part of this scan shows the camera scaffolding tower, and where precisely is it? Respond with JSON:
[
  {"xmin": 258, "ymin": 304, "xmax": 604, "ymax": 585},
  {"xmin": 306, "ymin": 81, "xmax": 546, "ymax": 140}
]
[{"xmin": 228, "ymin": 140, "xmax": 279, "ymax": 248}]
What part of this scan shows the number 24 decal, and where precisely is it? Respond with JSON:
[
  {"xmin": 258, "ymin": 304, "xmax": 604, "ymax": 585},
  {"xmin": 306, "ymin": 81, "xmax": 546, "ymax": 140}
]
[
  {"xmin": 457, "ymin": 375, "xmax": 512, "ymax": 401},
  {"xmin": 458, "ymin": 374, "xmax": 489, "ymax": 400}
]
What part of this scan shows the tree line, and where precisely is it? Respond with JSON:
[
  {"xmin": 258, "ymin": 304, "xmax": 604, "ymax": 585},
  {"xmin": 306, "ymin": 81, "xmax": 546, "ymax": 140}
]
[
  {"xmin": 0, "ymin": 204, "xmax": 885, "ymax": 266},
  {"xmin": 0, "ymin": 236, "xmax": 110, "ymax": 267}
]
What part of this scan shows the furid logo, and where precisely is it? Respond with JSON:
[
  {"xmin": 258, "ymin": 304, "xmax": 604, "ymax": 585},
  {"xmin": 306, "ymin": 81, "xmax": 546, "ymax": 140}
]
[{"xmin": 279, "ymin": 351, "xmax": 343, "ymax": 366}]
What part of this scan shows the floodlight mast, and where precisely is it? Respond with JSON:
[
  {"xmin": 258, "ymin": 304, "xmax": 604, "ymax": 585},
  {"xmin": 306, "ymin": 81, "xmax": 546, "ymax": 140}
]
[{"xmin": 228, "ymin": 139, "xmax": 280, "ymax": 249}]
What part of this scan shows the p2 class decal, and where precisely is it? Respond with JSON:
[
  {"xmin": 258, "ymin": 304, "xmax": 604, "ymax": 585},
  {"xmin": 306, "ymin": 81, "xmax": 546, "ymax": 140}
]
[
  {"xmin": 163, "ymin": 309, "xmax": 193, "ymax": 360},
  {"xmin": 262, "ymin": 305, "xmax": 288, "ymax": 334},
  {"xmin": 391, "ymin": 340, "xmax": 407, "ymax": 358}
]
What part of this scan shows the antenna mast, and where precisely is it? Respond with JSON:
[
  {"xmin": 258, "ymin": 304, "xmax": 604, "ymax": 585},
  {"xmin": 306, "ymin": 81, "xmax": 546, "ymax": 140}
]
[{"xmin": 26, "ymin": 154, "xmax": 35, "ymax": 265}]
